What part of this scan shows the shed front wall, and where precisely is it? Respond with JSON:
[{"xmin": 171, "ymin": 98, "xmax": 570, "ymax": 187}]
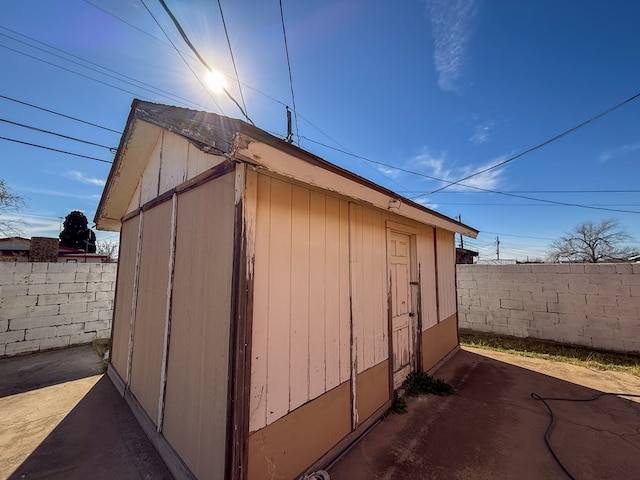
[{"xmin": 247, "ymin": 173, "xmax": 461, "ymax": 479}]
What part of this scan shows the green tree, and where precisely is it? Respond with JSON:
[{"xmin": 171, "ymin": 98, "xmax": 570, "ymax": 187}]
[
  {"xmin": 59, "ymin": 211, "xmax": 97, "ymax": 253},
  {"xmin": 0, "ymin": 179, "xmax": 26, "ymax": 237},
  {"xmin": 547, "ymin": 219, "xmax": 636, "ymax": 263}
]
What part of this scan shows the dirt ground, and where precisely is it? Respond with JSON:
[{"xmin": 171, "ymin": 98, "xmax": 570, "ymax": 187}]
[{"xmin": 329, "ymin": 347, "xmax": 640, "ymax": 480}]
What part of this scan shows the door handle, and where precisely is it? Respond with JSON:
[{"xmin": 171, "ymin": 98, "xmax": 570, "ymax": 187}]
[{"xmin": 409, "ymin": 312, "xmax": 415, "ymax": 317}]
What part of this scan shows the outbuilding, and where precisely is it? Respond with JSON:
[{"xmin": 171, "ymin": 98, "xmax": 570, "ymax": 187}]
[{"xmin": 95, "ymin": 100, "xmax": 479, "ymax": 480}]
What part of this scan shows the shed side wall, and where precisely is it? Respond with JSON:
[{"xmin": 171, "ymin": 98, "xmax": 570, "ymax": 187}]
[
  {"xmin": 129, "ymin": 201, "xmax": 172, "ymax": 424},
  {"xmin": 110, "ymin": 216, "xmax": 138, "ymax": 375},
  {"xmin": 161, "ymin": 173, "xmax": 235, "ymax": 479}
]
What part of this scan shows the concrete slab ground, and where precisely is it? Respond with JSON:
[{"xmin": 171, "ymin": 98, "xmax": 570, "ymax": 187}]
[
  {"xmin": 2, "ymin": 345, "xmax": 639, "ymax": 480},
  {"xmin": 0, "ymin": 345, "xmax": 172, "ymax": 480},
  {"xmin": 329, "ymin": 347, "xmax": 640, "ymax": 480}
]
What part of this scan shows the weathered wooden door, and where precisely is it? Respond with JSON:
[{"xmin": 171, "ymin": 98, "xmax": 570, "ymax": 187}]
[{"xmin": 388, "ymin": 231, "xmax": 414, "ymax": 389}]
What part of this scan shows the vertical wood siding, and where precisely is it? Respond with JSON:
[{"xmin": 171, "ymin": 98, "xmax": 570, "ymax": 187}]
[
  {"xmin": 127, "ymin": 132, "xmax": 225, "ymax": 213},
  {"xmin": 129, "ymin": 201, "xmax": 172, "ymax": 424},
  {"xmin": 417, "ymin": 225, "xmax": 438, "ymax": 330},
  {"xmin": 436, "ymin": 229, "xmax": 457, "ymax": 320},
  {"xmin": 110, "ymin": 216, "xmax": 139, "ymax": 375},
  {"xmin": 162, "ymin": 174, "xmax": 235, "ymax": 479},
  {"xmin": 249, "ymin": 176, "xmax": 351, "ymax": 432}
]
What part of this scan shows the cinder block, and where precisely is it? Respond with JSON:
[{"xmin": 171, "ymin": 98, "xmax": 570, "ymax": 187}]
[
  {"xmin": 522, "ymin": 300, "xmax": 547, "ymax": 312},
  {"xmin": 586, "ymin": 315, "xmax": 619, "ymax": 329},
  {"xmin": 46, "ymin": 273, "xmax": 76, "ymax": 284},
  {"xmin": 568, "ymin": 283, "xmax": 602, "ymax": 295},
  {"xmin": 58, "ymin": 282, "xmax": 87, "ymax": 293},
  {"xmin": 101, "ymin": 271, "xmax": 117, "ymax": 282},
  {"xmin": 622, "ymin": 339, "xmax": 640, "ymax": 354},
  {"xmin": 603, "ymin": 305, "xmax": 639, "ymax": 319},
  {"xmin": 532, "ymin": 292, "xmax": 559, "ymax": 303},
  {"xmin": 1, "ymin": 284, "xmax": 28, "ymax": 296},
  {"xmin": 57, "ymin": 324, "xmax": 86, "ymax": 336},
  {"xmin": 40, "ymin": 336, "xmax": 71, "ymax": 350},
  {"xmin": 517, "ymin": 283, "xmax": 543, "ymax": 293},
  {"xmin": 510, "ymin": 291, "xmax": 533, "ymax": 302},
  {"xmin": 70, "ymin": 331, "xmax": 97, "ymax": 345},
  {"xmin": 1, "ymin": 306, "xmax": 28, "ymax": 319},
  {"xmin": 590, "ymin": 274, "xmax": 623, "ymax": 286},
  {"xmin": 27, "ymin": 304, "xmax": 60, "ymax": 317},
  {"xmin": 59, "ymin": 302, "xmax": 88, "ymax": 314},
  {"xmin": 5, "ymin": 340, "xmax": 39, "ymax": 355},
  {"xmin": 74, "ymin": 272, "xmax": 103, "ymax": 282},
  {"xmin": 10, "ymin": 314, "xmax": 65, "ymax": 330},
  {"xmin": 47, "ymin": 263, "xmax": 76, "ymax": 273},
  {"xmin": 68, "ymin": 292, "xmax": 95, "ymax": 303},
  {"xmin": 28, "ymin": 283, "xmax": 59, "ymax": 295},
  {"xmin": 616, "ymin": 296, "xmax": 640, "ymax": 308},
  {"xmin": 89, "ymin": 264, "xmax": 104, "ymax": 273},
  {"xmin": 532, "ymin": 311, "xmax": 560, "ymax": 325},
  {"xmin": 586, "ymin": 295, "xmax": 618, "ymax": 306},
  {"xmin": 96, "ymin": 328, "xmax": 111, "ymax": 339},
  {"xmin": 98, "ymin": 310, "xmax": 113, "ymax": 321},
  {"xmin": 12, "ymin": 263, "xmax": 32, "ymax": 274},
  {"xmin": 87, "ymin": 282, "xmax": 113, "ymax": 292},
  {"xmin": 629, "ymin": 285, "xmax": 640, "ymax": 297},
  {"xmin": 0, "ymin": 275, "xmax": 14, "ymax": 287},
  {"xmin": 84, "ymin": 320, "xmax": 111, "ymax": 332},
  {"xmin": 619, "ymin": 274, "xmax": 640, "ymax": 285},
  {"xmin": 25, "ymin": 326, "xmax": 57, "ymax": 341},
  {"xmin": 542, "ymin": 282, "xmax": 569, "ymax": 293},
  {"xmin": 0, "ymin": 344, "xmax": 5, "ymax": 356},
  {"xmin": 68, "ymin": 312, "xmax": 94, "ymax": 323},
  {"xmin": 37, "ymin": 293, "xmax": 69, "ymax": 306},
  {"xmin": 95, "ymin": 291, "xmax": 115, "ymax": 302},
  {"xmin": 458, "ymin": 280, "xmax": 477, "ymax": 289},
  {"xmin": 1, "ymin": 295, "xmax": 38, "ymax": 308},
  {"xmin": 30, "ymin": 263, "xmax": 48, "ymax": 273},
  {"xmin": 0, "ymin": 329, "xmax": 25, "ymax": 343},
  {"xmin": 465, "ymin": 313, "xmax": 486, "ymax": 324},
  {"xmin": 585, "ymin": 264, "xmax": 616, "ymax": 274},
  {"xmin": 87, "ymin": 301, "xmax": 112, "ymax": 312},
  {"xmin": 583, "ymin": 325, "xmax": 615, "ymax": 339},
  {"xmin": 590, "ymin": 337, "xmax": 624, "ymax": 352},
  {"xmin": 569, "ymin": 264, "xmax": 585, "ymax": 274},
  {"xmin": 558, "ymin": 293, "xmax": 586, "ymax": 305},
  {"xmin": 0, "ymin": 319, "xmax": 7, "ymax": 332},
  {"xmin": 75, "ymin": 264, "xmax": 91, "ymax": 273},
  {"xmin": 500, "ymin": 298, "xmax": 522, "ymax": 310},
  {"xmin": 616, "ymin": 264, "xmax": 634, "ymax": 274}
]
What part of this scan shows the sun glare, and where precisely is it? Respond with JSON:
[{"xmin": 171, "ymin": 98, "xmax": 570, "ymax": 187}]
[{"xmin": 205, "ymin": 70, "xmax": 227, "ymax": 93}]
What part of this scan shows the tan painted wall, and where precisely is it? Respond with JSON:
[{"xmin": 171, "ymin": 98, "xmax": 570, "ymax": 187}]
[
  {"xmin": 417, "ymin": 225, "xmax": 438, "ymax": 330},
  {"xmin": 129, "ymin": 201, "xmax": 172, "ymax": 424},
  {"xmin": 421, "ymin": 313, "xmax": 458, "ymax": 371},
  {"xmin": 436, "ymin": 229, "xmax": 457, "ymax": 321},
  {"xmin": 127, "ymin": 130, "xmax": 225, "ymax": 214},
  {"xmin": 248, "ymin": 381, "xmax": 351, "ymax": 480},
  {"xmin": 161, "ymin": 173, "xmax": 235, "ymax": 479},
  {"xmin": 250, "ymin": 176, "xmax": 352, "ymax": 431},
  {"xmin": 356, "ymin": 360, "xmax": 389, "ymax": 423},
  {"xmin": 110, "ymin": 216, "xmax": 139, "ymax": 375}
]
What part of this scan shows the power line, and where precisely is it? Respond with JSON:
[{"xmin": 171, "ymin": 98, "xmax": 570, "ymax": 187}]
[
  {"xmin": 153, "ymin": 0, "xmax": 255, "ymax": 124},
  {"xmin": 299, "ymin": 135, "xmax": 640, "ymax": 215},
  {"xmin": 425, "ymin": 89, "xmax": 640, "ymax": 195},
  {"xmin": 279, "ymin": 0, "xmax": 300, "ymax": 144},
  {"xmin": 0, "ymin": 118, "xmax": 116, "ymax": 151},
  {"xmin": 396, "ymin": 189, "xmax": 640, "ymax": 195},
  {"xmin": 0, "ymin": 26, "xmax": 211, "ymax": 112},
  {"xmin": 0, "ymin": 136, "xmax": 112, "ymax": 163},
  {"xmin": 0, "ymin": 94, "xmax": 121, "ymax": 134},
  {"xmin": 139, "ymin": 0, "xmax": 225, "ymax": 114},
  {"xmin": 216, "ymin": 0, "xmax": 249, "ymax": 118}
]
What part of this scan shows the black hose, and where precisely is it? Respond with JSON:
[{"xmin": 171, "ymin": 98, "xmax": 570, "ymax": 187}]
[{"xmin": 530, "ymin": 391, "xmax": 640, "ymax": 480}]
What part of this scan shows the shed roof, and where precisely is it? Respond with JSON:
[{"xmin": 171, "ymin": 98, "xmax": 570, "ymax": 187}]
[{"xmin": 95, "ymin": 100, "xmax": 478, "ymax": 238}]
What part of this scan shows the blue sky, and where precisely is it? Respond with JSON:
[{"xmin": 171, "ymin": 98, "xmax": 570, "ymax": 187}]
[{"xmin": 1, "ymin": 0, "xmax": 639, "ymax": 260}]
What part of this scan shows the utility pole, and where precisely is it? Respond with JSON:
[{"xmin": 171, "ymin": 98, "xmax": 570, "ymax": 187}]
[
  {"xmin": 496, "ymin": 236, "xmax": 500, "ymax": 260},
  {"xmin": 457, "ymin": 214, "xmax": 464, "ymax": 249}
]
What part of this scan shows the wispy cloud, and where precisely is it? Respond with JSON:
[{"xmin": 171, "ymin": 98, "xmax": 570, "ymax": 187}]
[
  {"xmin": 469, "ymin": 119, "xmax": 494, "ymax": 145},
  {"xmin": 409, "ymin": 148, "xmax": 506, "ymax": 192},
  {"xmin": 598, "ymin": 142, "xmax": 640, "ymax": 163},
  {"xmin": 18, "ymin": 186, "xmax": 101, "ymax": 201},
  {"xmin": 0, "ymin": 213, "xmax": 61, "ymax": 238},
  {"xmin": 424, "ymin": 0, "xmax": 481, "ymax": 92},
  {"xmin": 67, "ymin": 170, "xmax": 106, "ymax": 186}
]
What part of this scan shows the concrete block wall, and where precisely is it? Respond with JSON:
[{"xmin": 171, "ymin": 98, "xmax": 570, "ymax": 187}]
[
  {"xmin": 457, "ymin": 263, "xmax": 640, "ymax": 354},
  {"xmin": 0, "ymin": 262, "xmax": 116, "ymax": 356}
]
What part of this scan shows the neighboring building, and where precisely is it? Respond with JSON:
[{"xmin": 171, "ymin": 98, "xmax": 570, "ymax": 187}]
[
  {"xmin": 456, "ymin": 247, "xmax": 478, "ymax": 264},
  {"xmin": 0, "ymin": 236, "xmax": 107, "ymax": 263},
  {"xmin": 95, "ymin": 100, "xmax": 479, "ymax": 480}
]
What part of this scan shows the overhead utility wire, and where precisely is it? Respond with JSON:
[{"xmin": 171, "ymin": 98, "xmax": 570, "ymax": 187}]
[
  {"xmin": 83, "ymin": 0, "xmax": 344, "ymax": 152},
  {"xmin": 425, "ymin": 90, "xmax": 640, "ymax": 195},
  {"xmin": 0, "ymin": 136, "xmax": 112, "ymax": 164},
  {"xmin": 0, "ymin": 118, "xmax": 116, "ymax": 151},
  {"xmin": 0, "ymin": 94, "xmax": 121, "ymax": 134},
  {"xmin": 139, "ymin": 0, "xmax": 225, "ymax": 115},
  {"xmin": 299, "ymin": 135, "xmax": 640, "ymax": 215},
  {"xmin": 216, "ymin": 0, "xmax": 249, "ymax": 118},
  {"xmin": 155, "ymin": 0, "xmax": 254, "ymax": 124},
  {"xmin": 0, "ymin": 27, "xmax": 208, "ymax": 112},
  {"xmin": 278, "ymin": 0, "xmax": 300, "ymax": 143}
]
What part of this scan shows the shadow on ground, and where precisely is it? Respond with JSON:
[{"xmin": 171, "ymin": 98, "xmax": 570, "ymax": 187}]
[{"xmin": 329, "ymin": 349, "xmax": 640, "ymax": 480}]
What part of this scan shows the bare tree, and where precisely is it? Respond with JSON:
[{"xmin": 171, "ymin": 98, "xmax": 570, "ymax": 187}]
[
  {"xmin": 547, "ymin": 219, "xmax": 636, "ymax": 263},
  {"xmin": 0, "ymin": 179, "xmax": 26, "ymax": 237},
  {"xmin": 96, "ymin": 240, "xmax": 119, "ymax": 263}
]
